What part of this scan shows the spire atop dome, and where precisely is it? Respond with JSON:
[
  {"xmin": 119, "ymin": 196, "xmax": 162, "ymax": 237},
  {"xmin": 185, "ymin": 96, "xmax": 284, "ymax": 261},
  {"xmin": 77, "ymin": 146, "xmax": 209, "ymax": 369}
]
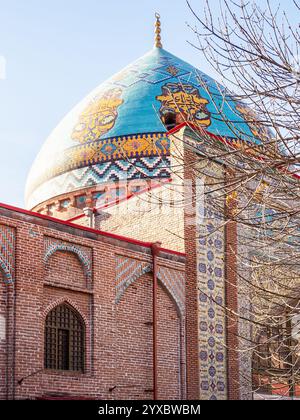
[{"xmin": 154, "ymin": 13, "xmax": 162, "ymax": 49}]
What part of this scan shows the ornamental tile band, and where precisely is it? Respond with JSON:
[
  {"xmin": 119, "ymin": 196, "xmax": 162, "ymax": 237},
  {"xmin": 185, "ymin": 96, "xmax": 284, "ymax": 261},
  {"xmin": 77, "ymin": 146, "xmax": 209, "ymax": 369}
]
[
  {"xmin": 0, "ymin": 225, "xmax": 15, "ymax": 284},
  {"xmin": 26, "ymin": 156, "xmax": 171, "ymax": 208},
  {"xmin": 44, "ymin": 237, "xmax": 92, "ymax": 280},
  {"xmin": 115, "ymin": 256, "xmax": 185, "ymax": 317},
  {"xmin": 26, "ymin": 47, "xmax": 262, "ymax": 210},
  {"xmin": 29, "ymin": 132, "xmax": 170, "ymax": 193},
  {"xmin": 196, "ymin": 179, "xmax": 227, "ymax": 400}
]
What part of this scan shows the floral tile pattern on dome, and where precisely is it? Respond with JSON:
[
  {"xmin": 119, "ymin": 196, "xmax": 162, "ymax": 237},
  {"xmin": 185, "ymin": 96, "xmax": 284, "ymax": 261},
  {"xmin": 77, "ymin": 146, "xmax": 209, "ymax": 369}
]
[
  {"xmin": 72, "ymin": 88, "xmax": 124, "ymax": 144},
  {"xmin": 156, "ymin": 83, "xmax": 211, "ymax": 128},
  {"xmin": 26, "ymin": 47, "xmax": 263, "ymax": 210},
  {"xmin": 29, "ymin": 133, "xmax": 170, "ymax": 192}
]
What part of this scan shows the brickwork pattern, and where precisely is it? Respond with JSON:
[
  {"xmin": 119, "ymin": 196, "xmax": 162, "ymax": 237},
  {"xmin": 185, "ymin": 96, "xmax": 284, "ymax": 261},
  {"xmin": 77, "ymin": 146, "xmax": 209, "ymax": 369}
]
[
  {"xmin": 115, "ymin": 272, "xmax": 182, "ymax": 400},
  {"xmin": 115, "ymin": 255, "xmax": 185, "ymax": 318},
  {"xmin": 0, "ymin": 206, "xmax": 185, "ymax": 400},
  {"xmin": 44, "ymin": 237, "xmax": 92, "ymax": 281},
  {"xmin": 0, "ymin": 225, "xmax": 15, "ymax": 284}
]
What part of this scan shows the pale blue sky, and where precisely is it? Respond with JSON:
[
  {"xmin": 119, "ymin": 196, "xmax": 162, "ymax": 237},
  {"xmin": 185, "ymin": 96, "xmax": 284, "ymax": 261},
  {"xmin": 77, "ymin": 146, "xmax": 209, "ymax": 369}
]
[{"xmin": 0, "ymin": 0, "xmax": 296, "ymax": 207}]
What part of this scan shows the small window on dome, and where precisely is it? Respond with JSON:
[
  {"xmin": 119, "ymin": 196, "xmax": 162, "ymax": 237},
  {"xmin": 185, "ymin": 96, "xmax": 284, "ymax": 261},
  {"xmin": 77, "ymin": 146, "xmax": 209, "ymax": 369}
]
[
  {"xmin": 92, "ymin": 191, "xmax": 105, "ymax": 205},
  {"xmin": 162, "ymin": 112, "xmax": 177, "ymax": 131},
  {"xmin": 131, "ymin": 185, "xmax": 142, "ymax": 194},
  {"xmin": 60, "ymin": 199, "xmax": 71, "ymax": 210},
  {"xmin": 76, "ymin": 195, "xmax": 87, "ymax": 208},
  {"xmin": 111, "ymin": 187, "xmax": 126, "ymax": 201},
  {"xmin": 47, "ymin": 204, "xmax": 55, "ymax": 216}
]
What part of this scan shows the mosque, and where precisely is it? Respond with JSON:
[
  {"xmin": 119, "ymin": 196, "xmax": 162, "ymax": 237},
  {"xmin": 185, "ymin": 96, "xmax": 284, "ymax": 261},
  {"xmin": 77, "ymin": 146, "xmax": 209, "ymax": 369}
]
[{"xmin": 0, "ymin": 15, "xmax": 268, "ymax": 400}]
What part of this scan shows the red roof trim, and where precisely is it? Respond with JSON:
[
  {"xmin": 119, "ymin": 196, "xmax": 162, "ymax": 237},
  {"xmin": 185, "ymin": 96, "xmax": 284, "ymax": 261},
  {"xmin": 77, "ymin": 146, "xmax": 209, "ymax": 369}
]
[
  {"xmin": 168, "ymin": 122, "xmax": 300, "ymax": 180},
  {"xmin": 167, "ymin": 121, "xmax": 206, "ymax": 136},
  {"xmin": 67, "ymin": 178, "xmax": 172, "ymax": 223},
  {"xmin": 0, "ymin": 202, "xmax": 185, "ymax": 257}
]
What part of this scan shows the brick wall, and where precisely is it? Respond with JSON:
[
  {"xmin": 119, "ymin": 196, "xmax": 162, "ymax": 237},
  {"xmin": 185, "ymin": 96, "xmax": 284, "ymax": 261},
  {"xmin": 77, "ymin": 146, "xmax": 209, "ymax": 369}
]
[
  {"xmin": 0, "ymin": 205, "xmax": 185, "ymax": 400},
  {"xmin": 96, "ymin": 196, "xmax": 185, "ymax": 253},
  {"xmin": 0, "ymin": 274, "xmax": 6, "ymax": 399},
  {"xmin": 114, "ymin": 272, "xmax": 182, "ymax": 400},
  {"xmin": 184, "ymin": 148, "xmax": 200, "ymax": 400},
  {"xmin": 45, "ymin": 251, "xmax": 88, "ymax": 290},
  {"xmin": 225, "ymin": 221, "xmax": 240, "ymax": 400}
]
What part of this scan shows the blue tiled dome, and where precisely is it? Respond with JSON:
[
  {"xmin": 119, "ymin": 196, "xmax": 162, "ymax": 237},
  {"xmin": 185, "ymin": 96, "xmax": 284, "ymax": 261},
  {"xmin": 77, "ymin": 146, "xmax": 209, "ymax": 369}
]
[{"xmin": 25, "ymin": 47, "xmax": 262, "ymax": 210}]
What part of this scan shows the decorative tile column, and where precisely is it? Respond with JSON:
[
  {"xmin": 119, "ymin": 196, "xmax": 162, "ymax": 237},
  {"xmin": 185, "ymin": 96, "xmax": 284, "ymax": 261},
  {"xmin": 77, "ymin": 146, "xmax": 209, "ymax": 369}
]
[
  {"xmin": 0, "ymin": 225, "xmax": 15, "ymax": 284},
  {"xmin": 196, "ymin": 176, "xmax": 228, "ymax": 400}
]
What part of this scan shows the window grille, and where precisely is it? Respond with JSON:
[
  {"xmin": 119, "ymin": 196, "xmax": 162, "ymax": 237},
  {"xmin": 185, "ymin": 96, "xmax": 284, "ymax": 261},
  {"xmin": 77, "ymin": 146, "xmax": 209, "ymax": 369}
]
[{"xmin": 45, "ymin": 304, "xmax": 84, "ymax": 372}]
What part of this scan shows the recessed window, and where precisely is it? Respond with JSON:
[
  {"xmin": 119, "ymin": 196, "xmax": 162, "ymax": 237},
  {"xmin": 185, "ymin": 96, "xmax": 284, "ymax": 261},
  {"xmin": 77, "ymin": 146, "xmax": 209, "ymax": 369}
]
[
  {"xmin": 76, "ymin": 195, "xmax": 87, "ymax": 208},
  {"xmin": 131, "ymin": 185, "xmax": 142, "ymax": 194},
  {"xmin": 47, "ymin": 204, "xmax": 55, "ymax": 216},
  {"xmin": 252, "ymin": 313, "xmax": 300, "ymax": 395},
  {"xmin": 45, "ymin": 304, "xmax": 85, "ymax": 372},
  {"xmin": 92, "ymin": 191, "xmax": 106, "ymax": 205},
  {"xmin": 162, "ymin": 111, "xmax": 177, "ymax": 131},
  {"xmin": 60, "ymin": 199, "xmax": 71, "ymax": 209},
  {"xmin": 111, "ymin": 187, "xmax": 126, "ymax": 200}
]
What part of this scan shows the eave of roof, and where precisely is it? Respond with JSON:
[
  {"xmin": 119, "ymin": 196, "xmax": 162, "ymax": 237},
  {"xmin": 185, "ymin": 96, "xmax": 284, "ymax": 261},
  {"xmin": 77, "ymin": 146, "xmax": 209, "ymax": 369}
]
[{"xmin": 0, "ymin": 202, "xmax": 186, "ymax": 260}]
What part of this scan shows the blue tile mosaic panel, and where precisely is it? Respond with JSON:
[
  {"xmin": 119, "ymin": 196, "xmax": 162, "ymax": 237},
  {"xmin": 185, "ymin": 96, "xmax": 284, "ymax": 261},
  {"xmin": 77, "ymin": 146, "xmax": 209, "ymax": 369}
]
[{"xmin": 196, "ymin": 176, "xmax": 227, "ymax": 400}]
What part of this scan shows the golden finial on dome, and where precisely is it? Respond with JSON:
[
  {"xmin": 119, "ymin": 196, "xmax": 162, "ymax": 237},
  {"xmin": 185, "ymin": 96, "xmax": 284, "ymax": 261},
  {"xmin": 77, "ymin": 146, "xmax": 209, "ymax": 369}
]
[{"xmin": 155, "ymin": 13, "xmax": 162, "ymax": 49}]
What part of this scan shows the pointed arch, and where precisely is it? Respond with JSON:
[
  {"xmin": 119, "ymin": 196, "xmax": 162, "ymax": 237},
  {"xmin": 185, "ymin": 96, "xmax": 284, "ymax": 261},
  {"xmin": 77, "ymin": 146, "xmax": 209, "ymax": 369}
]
[
  {"xmin": 44, "ymin": 242, "xmax": 92, "ymax": 280},
  {"xmin": 115, "ymin": 256, "xmax": 185, "ymax": 318},
  {"xmin": 157, "ymin": 269, "xmax": 185, "ymax": 318},
  {"xmin": 0, "ymin": 258, "xmax": 12, "ymax": 284},
  {"xmin": 43, "ymin": 297, "xmax": 88, "ymax": 326},
  {"xmin": 44, "ymin": 301, "xmax": 85, "ymax": 372},
  {"xmin": 115, "ymin": 262, "xmax": 152, "ymax": 304}
]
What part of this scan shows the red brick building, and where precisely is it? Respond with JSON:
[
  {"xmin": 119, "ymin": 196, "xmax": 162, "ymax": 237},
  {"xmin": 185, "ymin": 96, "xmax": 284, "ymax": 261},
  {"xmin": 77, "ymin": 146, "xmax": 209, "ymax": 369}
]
[
  {"xmin": 0, "ymin": 203, "xmax": 186, "ymax": 400},
  {"xmin": 0, "ymin": 16, "xmax": 258, "ymax": 400}
]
